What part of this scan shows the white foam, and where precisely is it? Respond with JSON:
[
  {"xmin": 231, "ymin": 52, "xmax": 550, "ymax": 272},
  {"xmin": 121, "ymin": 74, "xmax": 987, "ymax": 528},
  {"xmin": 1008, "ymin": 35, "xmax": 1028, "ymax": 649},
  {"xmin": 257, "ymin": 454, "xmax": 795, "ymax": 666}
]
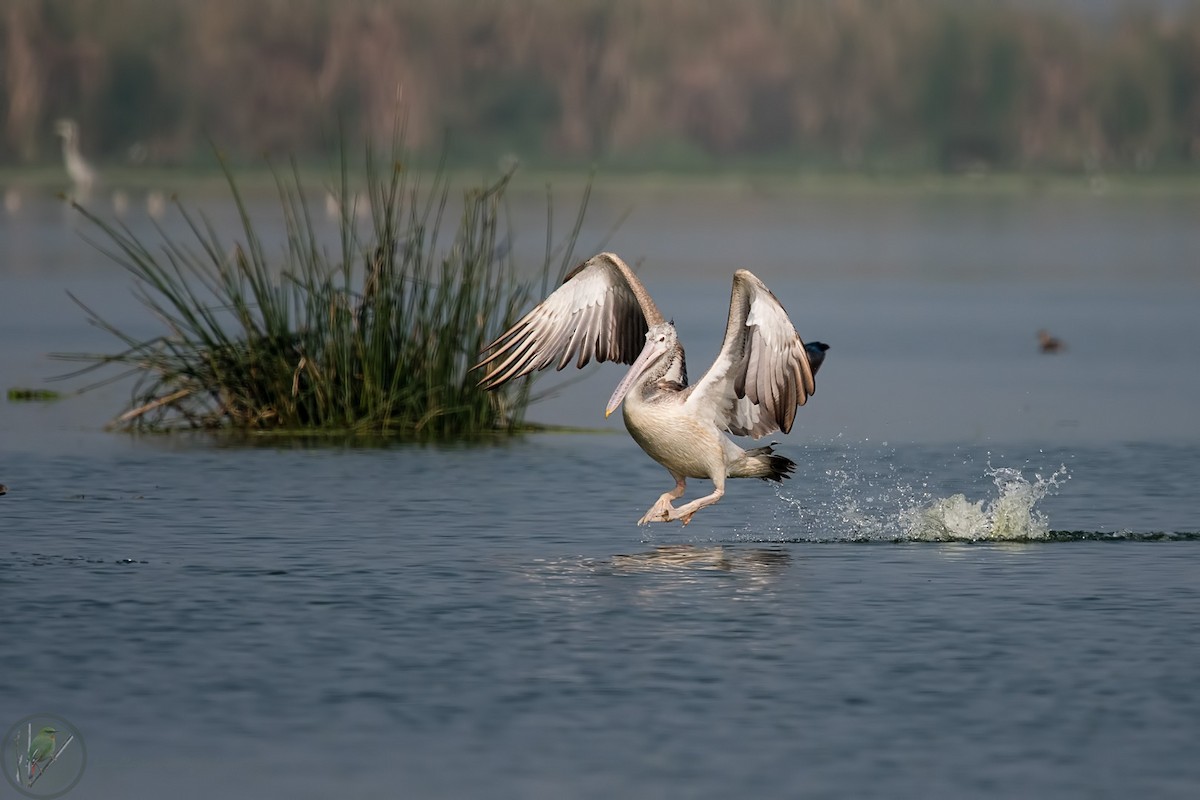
[
  {"xmin": 759, "ymin": 452, "xmax": 1070, "ymax": 542},
  {"xmin": 899, "ymin": 466, "xmax": 1069, "ymax": 541}
]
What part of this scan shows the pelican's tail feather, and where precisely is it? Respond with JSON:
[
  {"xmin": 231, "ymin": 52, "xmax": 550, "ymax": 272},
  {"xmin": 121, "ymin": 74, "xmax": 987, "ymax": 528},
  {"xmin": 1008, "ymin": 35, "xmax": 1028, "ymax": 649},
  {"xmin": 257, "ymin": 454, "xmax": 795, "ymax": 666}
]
[{"xmin": 731, "ymin": 443, "xmax": 796, "ymax": 482}]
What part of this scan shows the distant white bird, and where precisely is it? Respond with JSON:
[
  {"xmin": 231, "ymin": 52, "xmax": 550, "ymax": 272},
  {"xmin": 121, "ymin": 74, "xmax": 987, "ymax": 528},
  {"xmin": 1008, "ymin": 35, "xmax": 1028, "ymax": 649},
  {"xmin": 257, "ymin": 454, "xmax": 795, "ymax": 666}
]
[
  {"xmin": 323, "ymin": 190, "xmax": 371, "ymax": 222},
  {"xmin": 145, "ymin": 190, "xmax": 167, "ymax": 219},
  {"xmin": 477, "ymin": 252, "xmax": 828, "ymax": 526},
  {"xmin": 3, "ymin": 187, "xmax": 21, "ymax": 214},
  {"xmin": 54, "ymin": 119, "xmax": 97, "ymax": 194},
  {"xmin": 111, "ymin": 189, "xmax": 130, "ymax": 216}
]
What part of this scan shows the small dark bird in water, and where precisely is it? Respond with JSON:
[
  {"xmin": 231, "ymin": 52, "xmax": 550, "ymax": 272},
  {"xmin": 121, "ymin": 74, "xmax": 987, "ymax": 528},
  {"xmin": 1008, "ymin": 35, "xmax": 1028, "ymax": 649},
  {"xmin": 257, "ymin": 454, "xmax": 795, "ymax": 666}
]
[
  {"xmin": 0, "ymin": 484, "xmax": 7, "ymax": 496},
  {"xmin": 1038, "ymin": 329, "xmax": 1065, "ymax": 354}
]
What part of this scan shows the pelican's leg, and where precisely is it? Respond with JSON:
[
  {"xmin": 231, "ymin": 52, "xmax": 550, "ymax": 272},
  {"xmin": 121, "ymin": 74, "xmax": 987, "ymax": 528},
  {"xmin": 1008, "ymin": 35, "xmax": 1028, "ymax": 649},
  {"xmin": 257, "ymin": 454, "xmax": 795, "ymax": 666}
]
[
  {"xmin": 638, "ymin": 471, "xmax": 687, "ymax": 526},
  {"xmin": 669, "ymin": 475, "xmax": 726, "ymax": 526}
]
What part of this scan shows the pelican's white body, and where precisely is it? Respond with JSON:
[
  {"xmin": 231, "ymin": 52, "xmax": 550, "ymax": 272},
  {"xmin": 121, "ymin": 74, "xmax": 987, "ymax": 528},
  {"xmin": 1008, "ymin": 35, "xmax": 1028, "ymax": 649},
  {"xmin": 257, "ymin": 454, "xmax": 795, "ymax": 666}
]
[
  {"xmin": 477, "ymin": 252, "xmax": 821, "ymax": 525},
  {"xmin": 623, "ymin": 392, "xmax": 758, "ymax": 481}
]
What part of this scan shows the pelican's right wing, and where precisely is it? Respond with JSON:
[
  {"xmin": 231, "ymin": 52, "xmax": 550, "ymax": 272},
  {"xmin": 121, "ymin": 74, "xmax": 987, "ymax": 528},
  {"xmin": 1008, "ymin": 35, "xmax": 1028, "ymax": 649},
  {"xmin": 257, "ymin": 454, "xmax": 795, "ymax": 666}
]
[
  {"xmin": 475, "ymin": 252, "xmax": 664, "ymax": 390},
  {"xmin": 685, "ymin": 269, "xmax": 815, "ymax": 438}
]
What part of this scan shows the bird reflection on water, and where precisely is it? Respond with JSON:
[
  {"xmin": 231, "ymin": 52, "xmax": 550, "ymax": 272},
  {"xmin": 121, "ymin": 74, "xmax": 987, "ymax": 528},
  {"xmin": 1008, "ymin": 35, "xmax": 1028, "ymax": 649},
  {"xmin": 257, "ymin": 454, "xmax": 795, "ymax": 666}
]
[
  {"xmin": 609, "ymin": 545, "xmax": 792, "ymax": 598},
  {"xmin": 524, "ymin": 545, "xmax": 792, "ymax": 603},
  {"xmin": 611, "ymin": 544, "xmax": 789, "ymax": 575}
]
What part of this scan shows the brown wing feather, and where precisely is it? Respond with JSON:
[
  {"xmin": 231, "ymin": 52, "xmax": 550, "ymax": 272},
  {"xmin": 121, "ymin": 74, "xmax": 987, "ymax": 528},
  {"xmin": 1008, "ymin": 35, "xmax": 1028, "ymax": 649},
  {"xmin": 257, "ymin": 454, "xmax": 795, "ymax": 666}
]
[
  {"xmin": 686, "ymin": 269, "xmax": 815, "ymax": 438},
  {"xmin": 475, "ymin": 252, "xmax": 662, "ymax": 389}
]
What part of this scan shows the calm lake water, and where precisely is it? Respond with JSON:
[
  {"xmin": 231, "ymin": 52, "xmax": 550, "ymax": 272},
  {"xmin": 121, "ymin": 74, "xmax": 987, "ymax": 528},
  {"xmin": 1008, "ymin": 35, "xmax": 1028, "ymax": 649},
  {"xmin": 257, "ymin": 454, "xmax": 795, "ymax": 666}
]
[{"xmin": 2, "ymin": 178, "xmax": 1199, "ymax": 798}]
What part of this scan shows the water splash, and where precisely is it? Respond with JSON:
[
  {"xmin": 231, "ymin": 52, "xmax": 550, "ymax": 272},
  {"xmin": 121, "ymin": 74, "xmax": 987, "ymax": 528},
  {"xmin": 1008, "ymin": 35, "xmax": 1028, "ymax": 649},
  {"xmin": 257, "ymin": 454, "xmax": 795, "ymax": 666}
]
[
  {"xmin": 752, "ymin": 447, "xmax": 1071, "ymax": 542},
  {"xmin": 897, "ymin": 466, "xmax": 1069, "ymax": 541}
]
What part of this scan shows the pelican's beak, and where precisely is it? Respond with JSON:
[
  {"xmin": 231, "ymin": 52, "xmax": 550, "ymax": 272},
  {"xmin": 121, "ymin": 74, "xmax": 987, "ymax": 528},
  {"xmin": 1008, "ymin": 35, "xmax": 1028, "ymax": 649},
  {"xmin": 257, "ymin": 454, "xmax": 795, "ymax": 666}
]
[{"xmin": 605, "ymin": 337, "xmax": 667, "ymax": 417}]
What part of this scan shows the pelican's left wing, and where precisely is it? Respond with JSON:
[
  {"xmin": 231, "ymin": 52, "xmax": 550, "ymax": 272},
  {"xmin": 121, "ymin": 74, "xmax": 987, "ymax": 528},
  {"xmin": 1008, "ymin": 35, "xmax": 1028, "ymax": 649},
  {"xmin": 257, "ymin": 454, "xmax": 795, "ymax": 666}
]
[
  {"xmin": 685, "ymin": 270, "xmax": 815, "ymax": 437},
  {"xmin": 475, "ymin": 252, "xmax": 662, "ymax": 390}
]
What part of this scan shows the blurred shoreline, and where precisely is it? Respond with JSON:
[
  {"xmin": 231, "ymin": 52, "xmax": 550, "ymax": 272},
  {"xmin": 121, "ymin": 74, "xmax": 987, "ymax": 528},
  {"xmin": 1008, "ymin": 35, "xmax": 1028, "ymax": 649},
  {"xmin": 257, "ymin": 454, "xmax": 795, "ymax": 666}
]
[
  {"xmin": 5, "ymin": 1, "xmax": 1200, "ymax": 174},
  {"xmin": 3, "ymin": 164, "xmax": 1200, "ymax": 199}
]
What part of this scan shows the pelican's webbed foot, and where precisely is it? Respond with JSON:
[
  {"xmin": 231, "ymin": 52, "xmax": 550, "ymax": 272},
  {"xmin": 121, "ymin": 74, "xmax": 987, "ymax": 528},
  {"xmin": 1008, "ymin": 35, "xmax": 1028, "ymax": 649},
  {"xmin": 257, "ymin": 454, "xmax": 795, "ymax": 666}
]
[
  {"xmin": 637, "ymin": 474, "xmax": 689, "ymax": 526},
  {"xmin": 661, "ymin": 484, "xmax": 725, "ymax": 527},
  {"xmin": 669, "ymin": 508, "xmax": 699, "ymax": 526},
  {"xmin": 639, "ymin": 503, "xmax": 698, "ymax": 526},
  {"xmin": 637, "ymin": 495, "xmax": 676, "ymax": 526}
]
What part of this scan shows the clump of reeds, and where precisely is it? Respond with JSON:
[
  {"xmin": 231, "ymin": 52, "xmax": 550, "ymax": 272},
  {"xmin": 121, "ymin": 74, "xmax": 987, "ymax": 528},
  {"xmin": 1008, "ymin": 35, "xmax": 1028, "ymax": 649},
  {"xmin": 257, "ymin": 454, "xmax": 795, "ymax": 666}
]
[{"xmin": 55, "ymin": 144, "xmax": 589, "ymax": 438}]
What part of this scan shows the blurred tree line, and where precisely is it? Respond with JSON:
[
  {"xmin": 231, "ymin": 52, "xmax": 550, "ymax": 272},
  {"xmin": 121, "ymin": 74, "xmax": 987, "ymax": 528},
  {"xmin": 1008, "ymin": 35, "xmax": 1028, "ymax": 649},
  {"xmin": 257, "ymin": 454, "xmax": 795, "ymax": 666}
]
[{"xmin": 3, "ymin": 0, "xmax": 1199, "ymax": 172}]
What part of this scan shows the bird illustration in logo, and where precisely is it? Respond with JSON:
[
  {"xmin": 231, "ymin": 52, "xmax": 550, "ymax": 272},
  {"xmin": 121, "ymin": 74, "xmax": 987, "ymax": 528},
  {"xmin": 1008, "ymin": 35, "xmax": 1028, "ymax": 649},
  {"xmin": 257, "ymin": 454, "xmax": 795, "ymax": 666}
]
[{"xmin": 28, "ymin": 727, "xmax": 57, "ymax": 780}]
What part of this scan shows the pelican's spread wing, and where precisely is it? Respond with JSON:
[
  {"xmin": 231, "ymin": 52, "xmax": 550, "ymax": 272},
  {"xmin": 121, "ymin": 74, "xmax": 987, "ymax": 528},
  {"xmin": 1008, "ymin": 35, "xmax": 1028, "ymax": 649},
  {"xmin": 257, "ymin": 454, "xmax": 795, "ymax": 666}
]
[
  {"xmin": 476, "ymin": 252, "xmax": 663, "ymax": 389},
  {"xmin": 686, "ymin": 270, "xmax": 815, "ymax": 437}
]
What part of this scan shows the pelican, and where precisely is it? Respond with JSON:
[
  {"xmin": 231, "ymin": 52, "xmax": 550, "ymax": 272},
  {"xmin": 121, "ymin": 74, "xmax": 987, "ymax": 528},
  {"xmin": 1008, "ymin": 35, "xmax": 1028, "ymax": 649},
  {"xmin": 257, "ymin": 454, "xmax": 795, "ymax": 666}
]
[
  {"xmin": 54, "ymin": 119, "xmax": 97, "ymax": 194},
  {"xmin": 476, "ymin": 252, "xmax": 828, "ymax": 526}
]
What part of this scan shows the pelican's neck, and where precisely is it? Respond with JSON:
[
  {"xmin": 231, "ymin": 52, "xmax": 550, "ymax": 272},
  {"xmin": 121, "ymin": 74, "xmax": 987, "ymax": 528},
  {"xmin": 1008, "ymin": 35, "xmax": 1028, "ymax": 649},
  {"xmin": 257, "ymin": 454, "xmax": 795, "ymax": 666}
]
[
  {"xmin": 661, "ymin": 343, "xmax": 688, "ymax": 388},
  {"xmin": 624, "ymin": 343, "xmax": 688, "ymax": 410}
]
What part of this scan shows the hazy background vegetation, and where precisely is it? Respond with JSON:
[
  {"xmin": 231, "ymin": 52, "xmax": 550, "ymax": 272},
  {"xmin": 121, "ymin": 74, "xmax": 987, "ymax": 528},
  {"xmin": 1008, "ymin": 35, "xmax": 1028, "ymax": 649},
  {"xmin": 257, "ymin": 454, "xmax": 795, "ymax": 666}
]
[{"xmin": 3, "ymin": 0, "xmax": 1200, "ymax": 174}]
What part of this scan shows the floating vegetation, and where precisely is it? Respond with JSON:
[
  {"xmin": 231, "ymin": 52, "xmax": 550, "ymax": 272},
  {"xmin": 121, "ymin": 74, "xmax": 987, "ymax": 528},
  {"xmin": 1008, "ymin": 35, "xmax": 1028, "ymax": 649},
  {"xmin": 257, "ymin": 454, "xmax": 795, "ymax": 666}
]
[
  {"xmin": 53, "ymin": 139, "xmax": 592, "ymax": 439},
  {"xmin": 7, "ymin": 388, "xmax": 62, "ymax": 402}
]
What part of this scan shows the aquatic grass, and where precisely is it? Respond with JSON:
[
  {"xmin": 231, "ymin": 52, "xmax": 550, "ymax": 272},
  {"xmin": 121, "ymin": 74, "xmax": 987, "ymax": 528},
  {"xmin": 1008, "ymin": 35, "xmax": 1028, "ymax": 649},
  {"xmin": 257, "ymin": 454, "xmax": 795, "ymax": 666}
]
[{"xmin": 53, "ymin": 144, "xmax": 591, "ymax": 438}]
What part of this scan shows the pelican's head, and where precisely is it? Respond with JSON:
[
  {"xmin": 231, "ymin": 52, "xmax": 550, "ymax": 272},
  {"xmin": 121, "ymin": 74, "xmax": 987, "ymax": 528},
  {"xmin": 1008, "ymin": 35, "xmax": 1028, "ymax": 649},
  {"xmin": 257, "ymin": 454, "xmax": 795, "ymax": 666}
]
[{"xmin": 605, "ymin": 321, "xmax": 678, "ymax": 417}]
